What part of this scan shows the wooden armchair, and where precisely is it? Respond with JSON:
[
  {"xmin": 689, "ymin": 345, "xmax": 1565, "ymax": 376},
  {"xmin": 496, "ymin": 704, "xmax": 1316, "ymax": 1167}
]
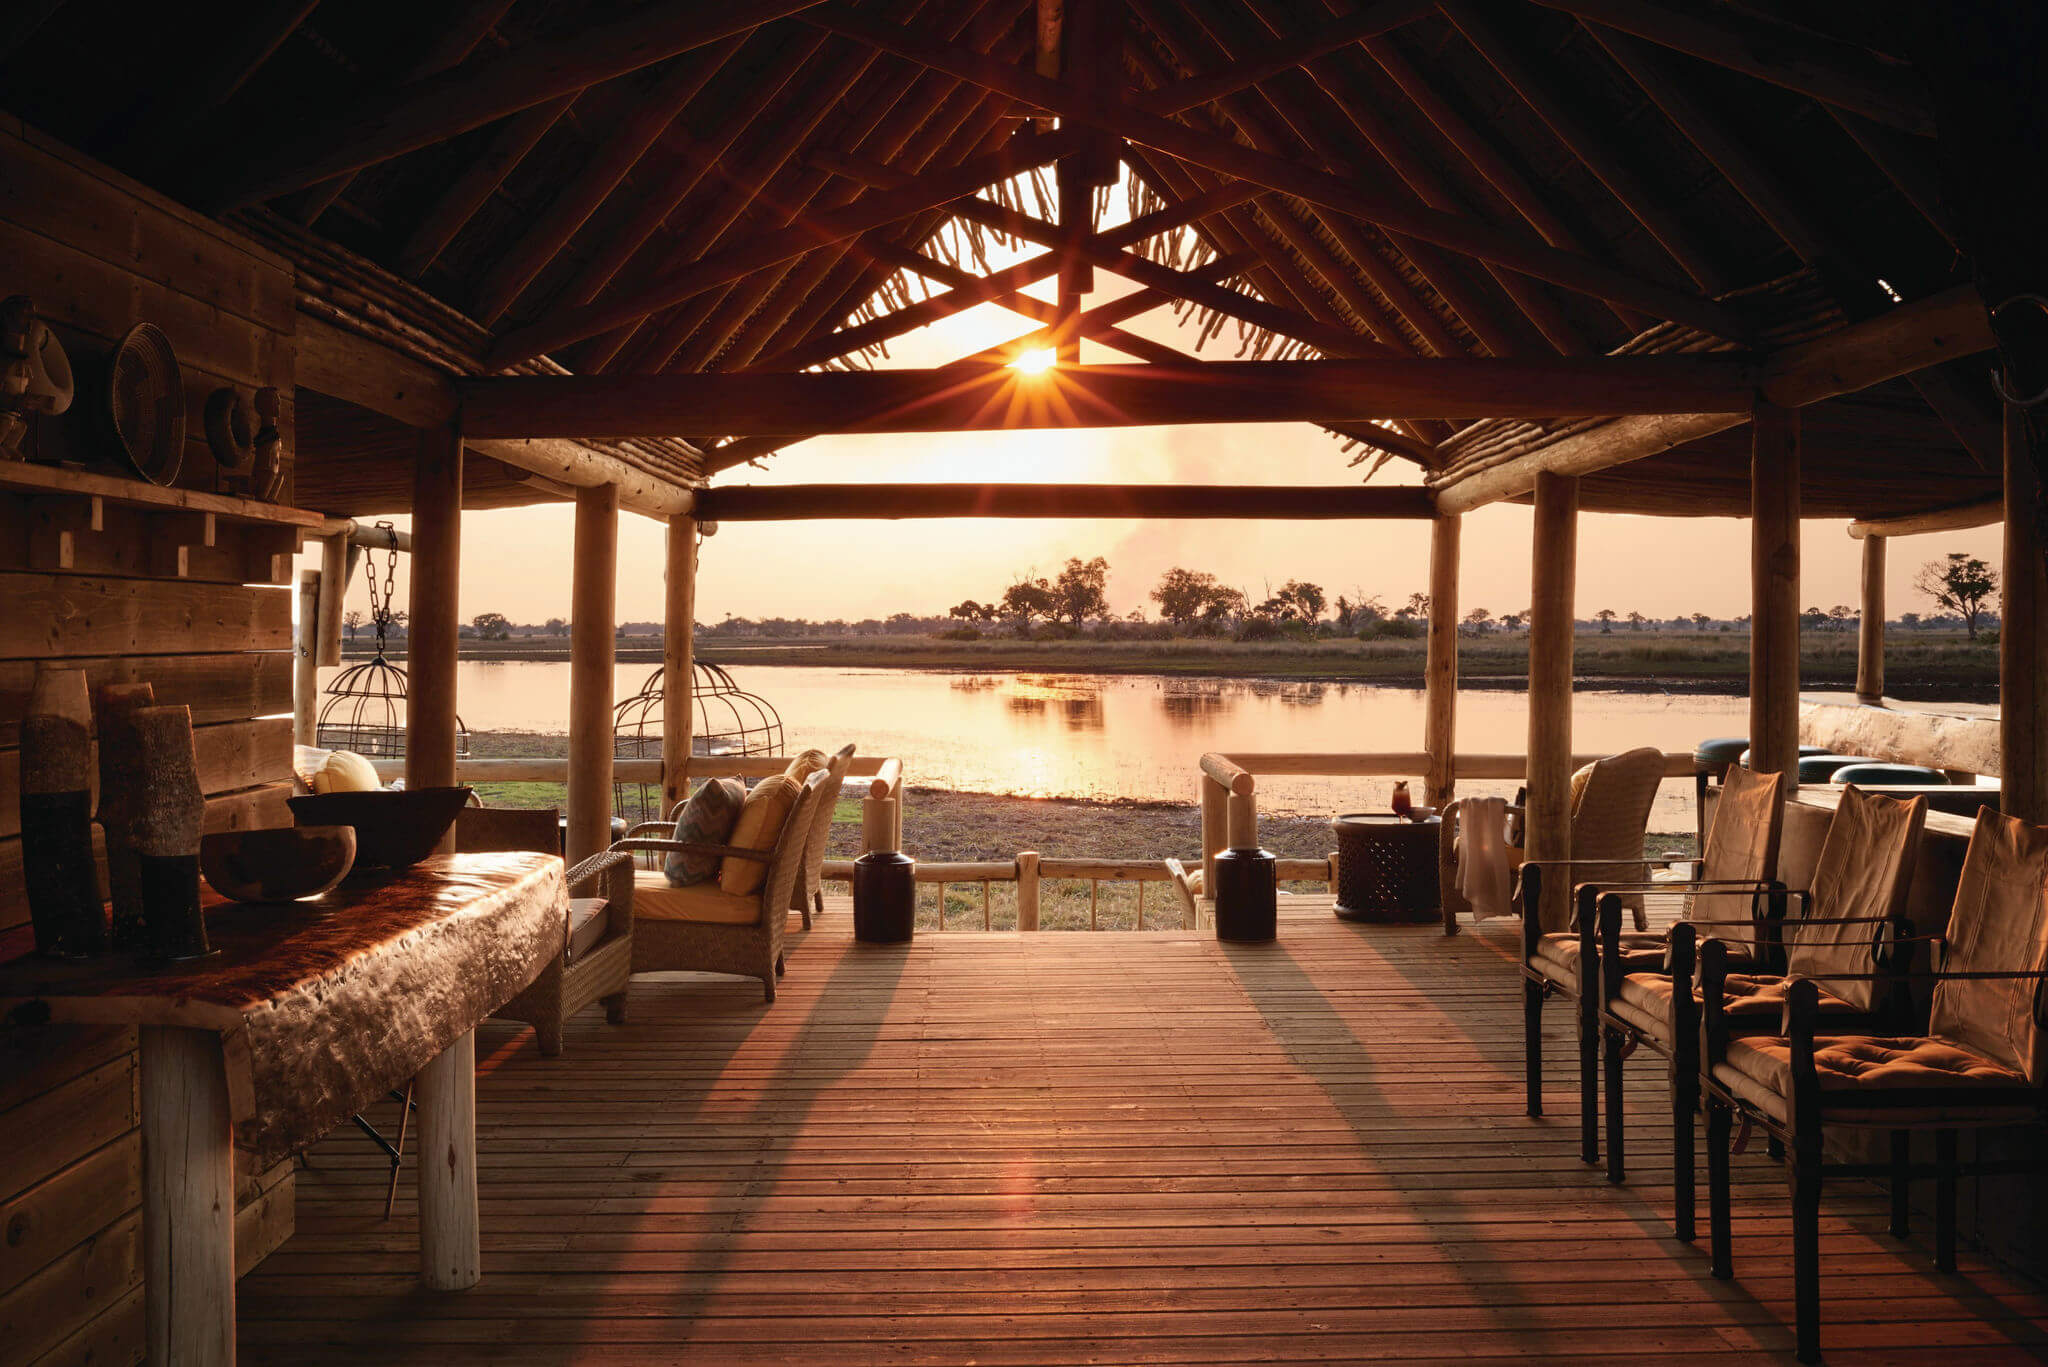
[
  {"xmin": 615, "ymin": 769, "xmax": 830, "ymax": 1002},
  {"xmin": 454, "ymin": 804, "xmax": 634, "ymax": 1057},
  {"xmin": 1700, "ymin": 806, "xmax": 2048, "ymax": 1363}
]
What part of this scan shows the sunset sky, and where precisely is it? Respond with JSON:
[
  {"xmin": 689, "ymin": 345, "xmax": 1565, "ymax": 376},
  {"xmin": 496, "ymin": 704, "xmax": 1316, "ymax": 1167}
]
[{"xmin": 321, "ymin": 182, "xmax": 2002, "ymax": 629}]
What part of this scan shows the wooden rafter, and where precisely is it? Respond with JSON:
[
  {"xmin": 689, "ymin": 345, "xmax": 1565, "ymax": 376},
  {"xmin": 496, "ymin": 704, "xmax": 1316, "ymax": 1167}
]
[
  {"xmin": 1135, "ymin": 0, "xmax": 1435, "ymax": 116},
  {"xmin": 394, "ymin": 94, "xmax": 577, "ymax": 280},
  {"xmin": 209, "ymin": 1, "xmax": 835, "ymax": 207},
  {"xmin": 801, "ymin": 3, "xmax": 1751, "ymax": 341},
  {"xmin": 458, "ymin": 355, "xmax": 1759, "ymax": 440},
  {"xmin": 692, "ymin": 483, "xmax": 1437, "ymax": 520},
  {"xmin": 108, "ymin": 0, "xmax": 319, "ymax": 167}
]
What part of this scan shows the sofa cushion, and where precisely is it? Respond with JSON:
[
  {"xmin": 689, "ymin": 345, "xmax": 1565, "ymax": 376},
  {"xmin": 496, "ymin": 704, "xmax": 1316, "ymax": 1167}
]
[
  {"xmin": 721, "ymin": 774, "xmax": 800, "ymax": 896},
  {"xmin": 664, "ymin": 777, "xmax": 745, "ymax": 887},
  {"xmin": 1713, "ymin": 1033, "xmax": 2036, "ymax": 1125},
  {"xmin": 782, "ymin": 748, "xmax": 830, "ymax": 784},
  {"xmin": 634, "ymin": 872, "xmax": 761, "ymax": 925},
  {"xmin": 1530, "ymin": 930, "xmax": 1667, "ymax": 987},
  {"xmin": 566, "ymin": 897, "xmax": 609, "ymax": 961},
  {"xmin": 313, "ymin": 749, "xmax": 381, "ymax": 794}
]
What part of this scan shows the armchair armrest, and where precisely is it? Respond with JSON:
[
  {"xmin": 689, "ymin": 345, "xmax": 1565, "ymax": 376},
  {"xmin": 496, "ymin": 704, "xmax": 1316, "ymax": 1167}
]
[
  {"xmin": 566, "ymin": 848, "xmax": 634, "ymax": 933},
  {"xmin": 623, "ymin": 821, "xmax": 673, "ymax": 839}
]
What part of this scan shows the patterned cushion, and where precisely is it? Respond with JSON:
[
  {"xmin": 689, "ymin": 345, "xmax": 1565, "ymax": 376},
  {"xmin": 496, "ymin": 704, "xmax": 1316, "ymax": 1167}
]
[
  {"xmin": 721, "ymin": 774, "xmax": 801, "ymax": 896},
  {"xmin": 664, "ymin": 777, "xmax": 745, "ymax": 887},
  {"xmin": 1530, "ymin": 931, "xmax": 1667, "ymax": 987},
  {"xmin": 1713, "ymin": 1034, "xmax": 2036, "ymax": 1125}
]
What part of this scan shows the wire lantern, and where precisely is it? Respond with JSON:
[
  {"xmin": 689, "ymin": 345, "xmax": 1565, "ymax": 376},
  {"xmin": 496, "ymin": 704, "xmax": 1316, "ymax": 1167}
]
[
  {"xmin": 613, "ymin": 662, "xmax": 783, "ymax": 828},
  {"xmin": 317, "ymin": 522, "xmax": 468, "ymax": 760}
]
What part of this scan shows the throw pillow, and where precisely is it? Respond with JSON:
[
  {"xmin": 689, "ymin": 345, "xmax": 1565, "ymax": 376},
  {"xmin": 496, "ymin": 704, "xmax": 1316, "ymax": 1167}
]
[
  {"xmin": 782, "ymin": 748, "xmax": 829, "ymax": 783},
  {"xmin": 721, "ymin": 774, "xmax": 802, "ymax": 896},
  {"xmin": 314, "ymin": 749, "xmax": 382, "ymax": 794},
  {"xmin": 664, "ymin": 777, "xmax": 746, "ymax": 887}
]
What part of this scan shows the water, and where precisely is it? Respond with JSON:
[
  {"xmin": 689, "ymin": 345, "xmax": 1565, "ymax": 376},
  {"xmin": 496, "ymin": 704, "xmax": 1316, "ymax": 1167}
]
[{"xmin": 323, "ymin": 661, "xmax": 1753, "ymax": 831}]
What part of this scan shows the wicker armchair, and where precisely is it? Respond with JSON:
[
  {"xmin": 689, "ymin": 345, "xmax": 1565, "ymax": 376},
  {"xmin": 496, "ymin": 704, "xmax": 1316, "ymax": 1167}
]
[
  {"xmin": 792, "ymin": 744, "xmax": 857, "ymax": 922},
  {"xmin": 454, "ymin": 805, "xmax": 634, "ymax": 1057},
  {"xmin": 615, "ymin": 769, "xmax": 831, "ymax": 1003}
]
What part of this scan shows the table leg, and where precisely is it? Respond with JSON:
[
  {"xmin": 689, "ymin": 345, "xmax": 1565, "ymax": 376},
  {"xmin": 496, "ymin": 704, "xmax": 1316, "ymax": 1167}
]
[
  {"xmin": 416, "ymin": 1029, "xmax": 480, "ymax": 1289},
  {"xmin": 140, "ymin": 1025, "xmax": 235, "ymax": 1367}
]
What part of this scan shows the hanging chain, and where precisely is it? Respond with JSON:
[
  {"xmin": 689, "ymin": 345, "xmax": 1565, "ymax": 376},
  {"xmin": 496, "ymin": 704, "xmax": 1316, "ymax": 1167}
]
[{"xmin": 362, "ymin": 522, "xmax": 399, "ymax": 656}]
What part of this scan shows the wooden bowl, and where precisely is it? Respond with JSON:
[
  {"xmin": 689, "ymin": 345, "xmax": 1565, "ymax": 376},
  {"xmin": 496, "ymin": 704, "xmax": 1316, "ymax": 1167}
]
[
  {"xmin": 286, "ymin": 787, "xmax": 473, "ymax": 871},
  {"xmin": 201, "ymin": 826, "xmax": 357, "ymax": 903}
]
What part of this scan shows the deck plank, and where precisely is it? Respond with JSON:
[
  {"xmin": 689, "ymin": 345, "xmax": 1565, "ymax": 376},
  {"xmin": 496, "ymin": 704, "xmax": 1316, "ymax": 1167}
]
[{"xmin": 237, "ymin": 895, "xmax": 2048, "ymax": 1364}]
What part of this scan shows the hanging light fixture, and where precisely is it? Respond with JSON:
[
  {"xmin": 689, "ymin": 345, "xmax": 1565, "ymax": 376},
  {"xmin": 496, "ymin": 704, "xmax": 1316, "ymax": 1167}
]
[
  {"xmin": 612, "ymin": 662, "xmax": 783, "ymax": 829},
  {"xmin": 317, "ymin": 522, "xmax": 469, "ymax": 759}
]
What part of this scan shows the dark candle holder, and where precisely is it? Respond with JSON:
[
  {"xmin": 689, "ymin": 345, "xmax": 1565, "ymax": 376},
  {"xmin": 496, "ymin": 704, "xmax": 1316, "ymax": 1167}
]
[
  {"xmin": 96, "ymin": 681, "xmax": 156, "ymax": 953},
  {"xmin": 20, "ymin": 666, "xmax": 105, "ymax": 957},
  {"xmin": 131, "ymin": 705, "xmax": 213, "ymax": 961}
]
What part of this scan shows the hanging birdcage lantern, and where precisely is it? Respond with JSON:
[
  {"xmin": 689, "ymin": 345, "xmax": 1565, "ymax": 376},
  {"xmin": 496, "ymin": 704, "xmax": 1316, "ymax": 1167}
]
[
  {"xmin": 317, "ymin": 522, "xmax": 468, "ymax": 759},
  {"xmin": 613, "ymin": 662, "xmax": 783, "ymax": 827}
]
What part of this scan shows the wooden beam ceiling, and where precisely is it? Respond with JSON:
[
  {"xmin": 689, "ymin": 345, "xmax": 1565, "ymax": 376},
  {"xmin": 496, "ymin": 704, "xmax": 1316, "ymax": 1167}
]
[
  {"xmin": 693, "ymin": 482, "xmax": 1436, "ymax": 520},
  {"xmin": 458, "ymin": 355, "xmax": 1758, "ymax": 439}
]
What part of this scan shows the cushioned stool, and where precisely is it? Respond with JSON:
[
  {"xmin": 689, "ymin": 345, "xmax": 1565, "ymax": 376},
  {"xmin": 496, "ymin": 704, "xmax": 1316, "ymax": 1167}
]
[{"xmin": 1829, "ymin": 762, "xmax": 1947, "ymax": 786}]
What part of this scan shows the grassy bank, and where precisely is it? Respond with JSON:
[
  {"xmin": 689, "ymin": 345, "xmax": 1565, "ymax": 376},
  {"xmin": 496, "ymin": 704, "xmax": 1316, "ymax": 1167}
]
[{"xmin": 361, "ymin": 629, "xmax": 1999, "ymax": 698}]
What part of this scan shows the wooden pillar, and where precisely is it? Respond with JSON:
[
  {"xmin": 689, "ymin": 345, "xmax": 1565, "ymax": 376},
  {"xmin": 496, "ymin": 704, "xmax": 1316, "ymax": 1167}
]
[
  {"xmin": 862, "ymin": 795, "xmax": 898, "ymax": 855},
  {"xmin": 661, "ymin": 514, "xmax": 697, "ymax": 818},
  {"xmin": 416, "ymin": 1031, "xmax": 479, "ymax": 1290},
  {"xmin": 2002, "ymin": 401, "xmax": 2048, "ymax": 823},
  {"xmin": 1526, "ymin": 472, "xmax": 1578, "ymax": 934},
  {"xmin": 141, "ymin": 1027, "xmax": 235, "ymax": 1367},
  {"xmin": 1424, "ymin": 513, "xmax": 1461, "ymax": 810},
  {"xmin": 1016, "ymin": 849, "xmax": 1041, "ymax": 930},
  {"xmin": 1856, "ymin": 533, "xmax": 1886, "ymax": 704},
  {"xmin": 1226, "ymin": 789, "xmax": 1258, "ymax": 850},
  {"xmin": 1749, "ymin": 402, "xmax": 1802, "ymax": 785},
  {"xmin": 315, "ymin": 531, "xmax": 349, "ymax": 667},
  {"xmin": 566, "ymin": 482, "xmax": 619, "ymax": 867},
  {"xmin": 294, "ymin": 568, "xmax": 320, "ymax": 747},
  {"xmin": 405, "ymin": 426, "xmax": 462, "ymax": 798},
  {"xmin": 1199, "ymin": 775, "xmax": 1227, "ymax": 895}
]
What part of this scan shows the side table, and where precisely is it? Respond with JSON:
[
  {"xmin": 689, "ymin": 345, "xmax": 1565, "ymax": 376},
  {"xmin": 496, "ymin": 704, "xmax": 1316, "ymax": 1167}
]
[{"xmin": 1330, "ymin": 813, "xmax": 1441, "ymax": 923}]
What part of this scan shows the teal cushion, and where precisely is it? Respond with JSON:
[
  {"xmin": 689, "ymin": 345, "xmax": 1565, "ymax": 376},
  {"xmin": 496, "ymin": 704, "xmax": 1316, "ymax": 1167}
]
[
  {"xmin": 664, "ymin": 777, "xmax": 746, "ymax": 887},
  {"xmin": 1830, "ymin": 763, "xmax": 1948, "ymax": 786}
]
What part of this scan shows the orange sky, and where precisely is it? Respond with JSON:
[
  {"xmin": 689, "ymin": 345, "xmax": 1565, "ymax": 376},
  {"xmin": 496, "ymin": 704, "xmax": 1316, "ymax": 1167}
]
[{"xmin": 320, "ymin": 183, "xmax": 2001, "ymax": 629}]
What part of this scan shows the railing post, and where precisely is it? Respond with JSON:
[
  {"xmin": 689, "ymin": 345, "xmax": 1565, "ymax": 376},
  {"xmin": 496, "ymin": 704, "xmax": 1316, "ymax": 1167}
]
[
  {"xmin": 1016, "ymin": 850, "xmax": 1040, "ymax": 931},
  {"xmin": 1227, "ymin": 788, "xmax": 1257, "ymax": 850},
  {"xmin": 861, "ymin": 795, "xmax": 898, "ymax": 855},
  {"xmin": 1200, "ymin": 774, "xmax": 1227, "ymax": 894},
  {"xmin": 294, "ymin": 568, "xmax": 320, "ymax": 748}
]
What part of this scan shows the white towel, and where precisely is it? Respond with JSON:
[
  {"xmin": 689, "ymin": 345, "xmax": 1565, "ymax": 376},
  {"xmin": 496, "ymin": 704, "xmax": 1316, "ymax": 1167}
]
[{"xmin": 1456, "ymin": 796, "xmax": 1512, "ymax": 921}]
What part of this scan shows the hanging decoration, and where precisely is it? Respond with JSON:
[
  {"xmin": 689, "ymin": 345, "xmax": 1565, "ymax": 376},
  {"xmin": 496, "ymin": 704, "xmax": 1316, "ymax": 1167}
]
[
  {"xmin": 612, "ymin": 662, "xmax": 784, "ymax": 831},
  {"xmin": 318, "ymin": 522, "xmax": 468, "ymax": 759}
]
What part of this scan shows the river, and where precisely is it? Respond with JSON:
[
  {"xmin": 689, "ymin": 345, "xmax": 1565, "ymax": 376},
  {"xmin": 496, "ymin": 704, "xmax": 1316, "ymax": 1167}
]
[{"xmin": 321, "ymin": 661, "xmax": 1771, "ymax": 830}]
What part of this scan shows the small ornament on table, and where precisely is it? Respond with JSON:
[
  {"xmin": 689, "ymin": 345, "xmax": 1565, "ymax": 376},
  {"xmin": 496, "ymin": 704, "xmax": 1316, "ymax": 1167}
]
[
  {"xmin": 131, "ymin": 704, "xmax": 211, "ymax": 961},
  {"xmin": 95, "ymin": 681, "xmax": 156, "ymax": 952},
  {"xmin": 20, "ymin": 665, "xmax": 105, "ymax": 957},
  {"xmin": 1390, "ymin": 780, "xmax": 1414, "ymax": 820}
]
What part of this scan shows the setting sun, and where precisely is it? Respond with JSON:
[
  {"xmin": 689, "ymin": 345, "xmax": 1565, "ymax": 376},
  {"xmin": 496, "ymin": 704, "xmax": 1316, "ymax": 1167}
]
[{"xmin": 1009, "ymin": 346, "xmax": 1058, "ymax": 374}]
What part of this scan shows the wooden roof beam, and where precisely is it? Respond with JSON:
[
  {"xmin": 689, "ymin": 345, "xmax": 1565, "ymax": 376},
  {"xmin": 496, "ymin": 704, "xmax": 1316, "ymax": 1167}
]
[
  {"xmin": 1136, "ymin": 0, "xmax": 1435, "ymax": 116},
  {"xmin": 459, "ymin": 355, "xmax": 1760, "ymax": 440},
  {"xmin": 802, "ymin": 3, "xmax": 1751, "ymax": 341},
  {"xmin": 394, "ymin": 93, "xmax": 577, "ymax": 279},
  {"xmin": 693, "ymin": 483, "xmax": 1437, "ymax": 520},
  {"xmin": 210, "ymin": 0, "xmax": 834, "ymax": 207},
  {"xmin": 1848, "ymin": 497, "xmax": 2001, "ymax": 539},
  {"xmin": 1526, "ymin": 0, "xmax": 1936, "ymax": 137},
  {"xmin": 487, "ymin": 128, "xmax": 1076, "ymax": 367}
]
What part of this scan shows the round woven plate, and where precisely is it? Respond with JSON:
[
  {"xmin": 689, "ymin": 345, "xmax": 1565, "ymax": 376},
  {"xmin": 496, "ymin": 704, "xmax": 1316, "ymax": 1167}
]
[{"xmin": 104, "ymin": 323, "xmax": 185, "ymax": 485}]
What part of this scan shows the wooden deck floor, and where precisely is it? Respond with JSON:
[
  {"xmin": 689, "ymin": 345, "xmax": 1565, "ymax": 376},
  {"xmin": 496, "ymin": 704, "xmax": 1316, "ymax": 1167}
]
[{"xmin": 239, "ymin": 895, "xmax": 2048, "ymax": 1364}]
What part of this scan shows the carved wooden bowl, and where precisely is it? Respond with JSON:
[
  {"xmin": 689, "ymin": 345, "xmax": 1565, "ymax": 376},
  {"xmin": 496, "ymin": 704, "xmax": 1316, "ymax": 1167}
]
[
  {"xmin": 201, "ymin": 826, "xmax": 357, "ymax": 903},
  {"xmin": 287, "ymin": 787, "xmax": 473, "ymax": 871}
]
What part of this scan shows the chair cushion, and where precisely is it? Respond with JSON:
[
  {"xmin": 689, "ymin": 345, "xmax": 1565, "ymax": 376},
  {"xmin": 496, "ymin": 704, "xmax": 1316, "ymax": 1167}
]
[
  {"xmin": 721, "ymin": 775, "xmax": 800, "ymax": 896},
  {"xmin": 1612, "ymin": 971, "xmax": 1863, "ymax": 1048},
  {"xmin": 782, "ymin": 748, "xmax": 830, "ymax": 783},
  {"xmin": 566, "ymin": 897, "xmax": 609, "ymax": 961},
  {"xmin": 312, "ymin": 749, "xmax": 381, "ymax": 794},
  {"xmin": 635, "ymin": 871, "xmax": 761, "ymax": 925},
  {"xmin": 664, "ymin": 777, "xmax": 745, "ymax": 887},
  {"xmin": 1530, "ymin": 931, "xmax": 1667, "ymax": 987},
  {"xmin": 1713, "ymin": 1034, "xmax": 2037, "ymax": 1125}
]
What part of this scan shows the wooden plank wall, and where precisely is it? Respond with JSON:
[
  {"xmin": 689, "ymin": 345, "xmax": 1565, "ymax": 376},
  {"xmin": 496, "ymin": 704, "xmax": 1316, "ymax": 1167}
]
[{"xmin": 0, "ymin": 117, "xmax": 300, "ymax": 1365}]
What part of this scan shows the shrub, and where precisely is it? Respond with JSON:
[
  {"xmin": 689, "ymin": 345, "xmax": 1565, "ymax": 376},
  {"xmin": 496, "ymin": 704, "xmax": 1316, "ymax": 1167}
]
[
  {"xmin": 1360, "ymin": 618, "xmax": 1423, "ymax": 640},
  {"xmin": 938, "ymin": 626, "xmax": 982, "ymax": 641}
]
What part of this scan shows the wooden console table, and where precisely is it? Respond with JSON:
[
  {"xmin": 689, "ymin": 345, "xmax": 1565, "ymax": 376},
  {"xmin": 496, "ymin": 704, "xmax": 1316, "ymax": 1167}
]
[{"xmin": 0, "ymin": 853, "xmax": 566, "ymax": 1367}]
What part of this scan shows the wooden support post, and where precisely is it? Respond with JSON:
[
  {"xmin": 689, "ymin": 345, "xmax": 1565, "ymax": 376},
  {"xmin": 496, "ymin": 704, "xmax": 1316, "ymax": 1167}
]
[
  {"xmin": 141, "ymin": 1026, "xmax": 235, "ymax": 1367},
  {"xmin": 566, "ymin": 482, "xmax": 619, "ymax": 868},
  {"xmin": 1424, "ymin": 513, "xmax": 1460, "ymax": 810},
  {"xmin": 861, "ymin": 795, "xmax": 898, "ymax": 855},
  {"xmin": 1227, "ymin": 789, "xmax": 1258, "ymax": 850},
  {"xmin": 1857, "ymin": 533, "xmax": 1886, "ymax": 704},
  {"xmin": 1749, "ymin": 402, "xmax": 1802, "ymax": 786},
  {"xmin": 2002, "ymin": 401, "xmax": 2048, "ymax": 824},
  {"xmin": 416, "ymin": 1031, "xmax": 479, "ymax": 1290},
  {"xmin": 295, "ymin": 568, "xmax": 320, "ymax": 748},
  {"xmin": 661, "ymin": 514, "xmax": 697, "ymax": 818},
  {"xmin": 315, "ymin": 530, "xmax": 349, "ymax": 668},
  {"xmin": 1526, "ymin": 472, "xmax": 1578, "ymax": 933},
  {"xmin": 1200, "ymin": 774, "xmax": 1227, "ymax": 895},
  {"xmin": 406, "ymin": 426, "xmax": 462, "ymax": 801},
  {"xmin": 1016, "ymin": 850, "xmax": 1041, "ymax": 931}
]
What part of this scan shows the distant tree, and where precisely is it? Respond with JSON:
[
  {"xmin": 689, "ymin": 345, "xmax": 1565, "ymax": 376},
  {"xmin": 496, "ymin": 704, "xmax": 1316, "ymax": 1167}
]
[
  {"xmin": 1333, "ymin": 595, "xmax": 1355, "ymax": 630},
  {"xmin": 1400, "ymin": 592, "xmax": 1431, "ymax": 622},
  {"xmin": 1053, "ymin": 556, "xmax": 1111, "ymax": 629},
  {"xmin": 1001, "ymin": 576, "xmax": 1057, "ymax": 633},
  {"xmin": 1915, "ymin": 553, "xmax": 1998, "ymax": 640},
  {"xmin": 1626, "ymin": 610, "xmax": 1645, "ymax": 631},
  {"xmin": 1828, "ymin": 604, "xmax": 1855, "ymax": 631},
  {"xmin": 1691, "ymin": 612, "xmax": 1711, "ymax": 630},
  {"xmin": 543, "ymin": 616, "xmax": 567, "ymax": 637},
  {"xmin": 1802, "ymin": 606, "xmax": 1830, "ymax": 632},
  {"xmin": 1203, "ymin": 586, "xmax": 1248, "ymax": 632},
  {"xmin": 1900, "ymin": 611, "xmax": 1921, "ymax": 629},
  {"xmin": 471, "ymin": 611, "xmax": 512, "ymax": 641},
  {"xmin": 949, "ymin": 599, "xmax": 990, "ymax": 624},
  {"xmin": 1276, "ymin": 579, "xmax": 1325, "ymax": 626},
  {"xmin": 1594, "ymin": 608, "xmax": 1617, "ymax": 633},
  {"xmin": 1462, "ymin": 607, "xmax": 1493, "ymax": 635},
  {"xmin": 1152, "ymin": 568, "xmax": 1221, "ymax": 631},
  {"xmin": 343, "ymin": 608, "xmax": 363, "ymax": 641},
  {"xmin": 1497, "ymin": 611, "xmax": 1524, "ymax": 632}
]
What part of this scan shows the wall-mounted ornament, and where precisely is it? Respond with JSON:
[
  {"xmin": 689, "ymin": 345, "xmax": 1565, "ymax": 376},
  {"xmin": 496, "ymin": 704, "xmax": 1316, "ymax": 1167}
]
[
  {"xmin": 203, "ymin": 386, "xmax": 254, "ymax": 478},
  {"xmin": 248, "ymin": 386, "xmax": 286, "ymax": 501},
  {"xmin": 20, "ymin": 666, "xmax": 106, "ymax": 957},
  {"xmin": 102, "ymin": 322, "xmax": 184, "ymax": 486},
  {"xmin": 0, "ymin": 294, "xmax": 74, "ymax": 461},
  {"xmin": 131, "ymin": 704, "xmax": 211, "ymax": 960},
  {"xmin": 95, "ymin": 680, "xmax": 157, "ymax": 952}
]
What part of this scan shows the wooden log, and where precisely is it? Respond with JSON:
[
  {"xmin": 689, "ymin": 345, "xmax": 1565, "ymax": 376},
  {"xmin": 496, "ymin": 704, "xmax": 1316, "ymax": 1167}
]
[
  {"xmin": 1204, "ymin": 750, "xmax": 1691, "ymax": 779},
  {"xmin": 1137, "ymin": 0, "xmax": 1435, "ymax": 115},
  {"xmin": 860, "ymin": 796, "xmax": 897, "ymax": 857},
  {"xmin": 1762, "ymin": 286, "xmax": 1995, "ymax": 408},
  {"xmin": 1016, "ymin": 851, "xmax": 1040, "ymax": 932},
  {"xmin": 912, "ymin": 860, "xmax": 1014, "ymax": 882},
  {"xmin": 694, "ymin": 483, "xmax": 1437, "ymax": 521},
  {"xmin": 1199, "ymin": 754, "xmax": 1256, "ymax": 796},
  {"xmin": 1525, "ymin": 471, "xmax": 1578, "ymax": 934},
  {"xmin": 1199, "ymin": 775, "xmax": 1227, "ymax": 900},
  {"xmin": 293, "ymin": 570, "xmax": 318, "ymax": 748},
  {"xmin": 1749, "ymin": 402, "xmax": 1802, "ymax": 786},
  {"xmin": 1424, "ymin": 514, "xmax": 1459, "ymax": 810},
  {"xmin": 866, "ymin": 757, "xmax": 902, "ymax": 800},
  {"xmin": 661, "ymin": 515, "xmax": 695, "ymax": 818},
  {"xmin": 2002, "ymin": 400, "xmax": 2048, "ymax": 824},
  {"xmin": 1038, "ymin": 857, "xmax": 1176, "ymax": 881},
  {"xmin": 405, "ymin": 426, "xmax": 461, "ymax": 801},
  {"xmin": 415, "ymin": 1031, "xmax": 478, "ymax": 1292},
  {"xmin": 1275, "ymin": 858, "xmax": 1333, "ymax": 882},
  {"xmin": 1226, "ymin": 791, "xmax": 1258, "ymax": 851},
  {"xmin": 140, "ymin": 1026, "xmax": 233, "ymax": 1367},
  {"xmin": 565, "ymin": 483, "xmax": 618, "ymax": 868},
  {"xmin": 1800, "ymin": 701, "xmax": 2000, "ymax": 778},
  {"xmin": 1857, "ymin": 534, "xmax": 1886, "ymax": 704},
  {"xmin": 314, "ymin": 531, "xmax": 348, "ymax": 669},
  {"xmin": 1848, "ymin": 496, "xmax": 2003, "ymax": 539}
]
